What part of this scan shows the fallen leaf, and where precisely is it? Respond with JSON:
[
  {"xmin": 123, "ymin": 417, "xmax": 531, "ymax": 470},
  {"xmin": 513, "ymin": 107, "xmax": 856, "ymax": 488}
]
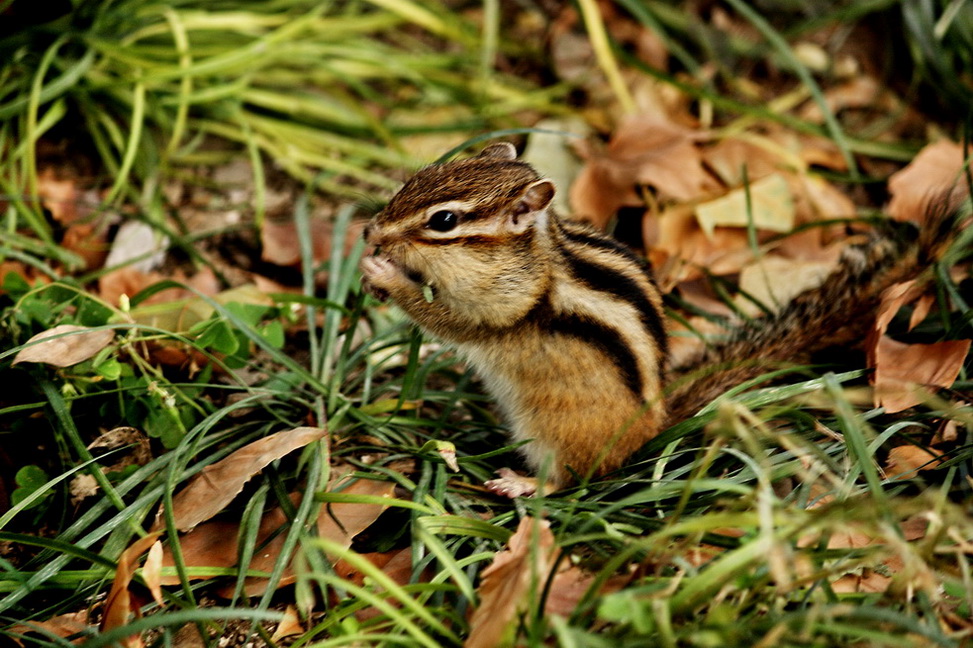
[
  {"xmin": 649, "ymin": 205, "xmax": 754, "ymax": 283},
  {"xmin": 909, "ymin": 294, "xmax": 936, "ymax": 331},
  {"xmin": 466, "ymin": 517, "xmax": 556, "ymax": 648},
  {"xmin": 737, "ymin": 255, "xmax": 836, "ymax": 315},
  {"xmin": 886, "ymin": 445, "xmax": 944, "ymax": 479},
  {"xmin": 61, "ymin": 223, "xmax": 110, "ymax": 271},
  {"xmin": 166, "ymin": 426, "xmax": 328, "ymax": 532},
  {"xmin": 9, "ymin": 611, "xmax": 90, "ymax": 645},
  {"xmin": 887, "ymin": 140, "xmax": 970, "ymax": 223},
  {"xmin": 701, "ymin": 136, "xmax": 782, "ymax": 187},
  {"xmin": 520, "ymin": 117, "xmax": 588, "ymax": 216},
  {"xmin": 13, "ymin": 324, "xmax": 114, "ymax": 367},
  {"xmin": 99, "ymin": 265, "xmax": 222, "ymax": 315},
  {"xmin": 271, "ymin": 605, "xmax": 303, "ymax": 641},
  {"xmin": 570, "ymin": 114, "xmax": 717, "ymax": 227},
  {"xmin": 160, "ymin": 474, "xmax": 398, "ymax": 597},
  {"xmin": 695, "ymin": 173, "xmax": 795, "ymax": 238},
  {"xmin": 104, "ymin": 220, "xmax": 169, "ymax": 274},
  {"xmin": 332, "ymin": 547, "xmax": 415, "ymax": 621},
  {"xmin": 543, "ymin": 567, "xmax": 626, "ymax": 617},
  {"xmin": 69, "ymin": 473, "xmax": 100, "ymax": 506},
  {"xmin": 101, "ymin": 532, "xmax": 162, "ymax": 647},
  {"xmin": 143, "ymin": 540, "xmax": 164, "ymax": 606},
  {"xmin": 317, "ymin": 475, "xmax": 399, "ymax": 548},
  {"xmin": 37, "ymin": 167, "xmax": 81, "ymax": 224},
  {"xmin": 872, "ymin": 337, "xmax": 971, "ymax": 413},
  {"xmin": 865, "ymin": 279, "xmax": 928, "ymax": 367},
  {"xmin": 798, "ymin": 76, "xmax": 889, "ymax": 123}
]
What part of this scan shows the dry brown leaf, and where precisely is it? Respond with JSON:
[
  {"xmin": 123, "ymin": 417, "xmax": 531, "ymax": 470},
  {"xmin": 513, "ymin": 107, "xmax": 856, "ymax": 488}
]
[
  {"xmin": 570, "ymin": 115, "xmax": 717, "ymax": 227},
  {"xmin": 831, "ymin": 569, "xmax": 892, "ymax": 594},
  {"xmin": 649, "ymin": 205, "xmax": 754, "ymax": 283},
  {"xmin": 100, "ymin": 266, "xmax": 219, "ymax": 314},
  {"xmin": 737, "ymin": 255, "xmax": 837, "ymax": 315},
  {"xmin": 465, "ymin": 517, "xmax": 556, "ymax": 648},
  {"xmin": 887, "ymin": 140, "xmax": 970, "ymax": 223},
  {"xmin": 543, "ymin": 567, "xmax": 627, "ymax": 617},
  {"xmin": 161, "ymin": 474, "xmax": 397, "ymax": 597},
  {"xmin": 796, "ymin": 174, "xmax": 856, "ymax": 221},
  {"xmin": 166, "ymin": 426, "xmax": 327, "ymax": 532},
  {"xmin": 332, "ymin": 547, "xmax": 415, "ymax": 621},
  {"xmin": 13, "ymin": 324, "xmax": 114, "ymax": 368},
  {"xmin": 701, "ymin": 137, "xmax": 781, "ymax": 187},
  {"xmin": 271, "ymin": 605, "xmax": 303, "ymax": 641},
  {"xmin": 9, "ymin": 611, "xmax": 90, "ymax": 645},
  {"xmin": 695, "ymin": 173, "xmax": 795, "ymax": 237},
  {"xmin": 143, "ymin": 540, "xmax": 164, "ymax": 606},
  {"xmin": 908, "ymin": 294, "xmax": 936, "ymax": 331},
  {"xmin": 872, "ymin": 337, "xmax": 971, "ymax": 413},
  {"xmin": 37, "ymin": 167, "xmax": 81, "ymax": 224},
  {"xmin": 160, "ymin": 519, "xmax": 250, "ymax": 585},
  {"xmin": 886, "ymin": 445, "xmax": 944, "ymax": 479},
  {"xmin": 69, "ymin": 473, "xmax": 100, "ymax": 506},
  {"xmin": 61, "ymin": 223, "xmax": 110, "ymax": 271},
  {"xmin": 317, "ymin": 476, "xmax": 398, "ymax": 547},
  {"xmin": 101, "ymin": 532, "xmax": 163, "ymax": 647},
  {"xmin": 799, "ymin": 76, "xmax": 888, "ymax": 123},
  {"xmin": 865, "ymin": 280, "xmax": 927, "ymax": 366}
]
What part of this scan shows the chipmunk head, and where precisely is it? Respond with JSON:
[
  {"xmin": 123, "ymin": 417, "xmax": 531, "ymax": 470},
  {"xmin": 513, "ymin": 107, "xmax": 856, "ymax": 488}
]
[{"xmin": 361, "ymin": 142, "xmax": 557, "ymax": 338}]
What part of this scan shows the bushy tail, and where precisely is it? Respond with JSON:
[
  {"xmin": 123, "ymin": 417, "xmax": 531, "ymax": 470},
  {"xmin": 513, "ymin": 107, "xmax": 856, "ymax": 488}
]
[{"xmin": 664, "ymin": 194, "xmax": 969, "ymax": 424}]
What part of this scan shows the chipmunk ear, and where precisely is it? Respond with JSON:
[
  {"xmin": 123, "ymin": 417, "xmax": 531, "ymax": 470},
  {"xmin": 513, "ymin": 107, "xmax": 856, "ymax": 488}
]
[
  {"xmin": 478, "ymin": 142, "xmax": 517, "ymax": 161},
  {"xmin": 508, "ymin": 179, "xmax": 555, "ymax": 230}
]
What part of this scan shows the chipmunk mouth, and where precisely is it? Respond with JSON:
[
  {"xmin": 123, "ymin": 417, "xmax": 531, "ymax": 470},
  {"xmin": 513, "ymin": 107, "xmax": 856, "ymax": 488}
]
[{"xmin": 359, "ymin": 251, "xmax": 427, "ymax": 302}]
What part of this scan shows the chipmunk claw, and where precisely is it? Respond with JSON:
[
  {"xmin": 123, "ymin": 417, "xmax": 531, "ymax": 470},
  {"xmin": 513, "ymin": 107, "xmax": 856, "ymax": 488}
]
[{"xmin": 485, "ymin": 468, "xmax": 540, "ymax": 498}]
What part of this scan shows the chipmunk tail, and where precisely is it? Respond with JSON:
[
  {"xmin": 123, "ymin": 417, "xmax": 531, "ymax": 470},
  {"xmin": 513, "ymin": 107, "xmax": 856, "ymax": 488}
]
[{"xmin": 664, "ymin": 189, "xmax": 971, "ymax": 425}]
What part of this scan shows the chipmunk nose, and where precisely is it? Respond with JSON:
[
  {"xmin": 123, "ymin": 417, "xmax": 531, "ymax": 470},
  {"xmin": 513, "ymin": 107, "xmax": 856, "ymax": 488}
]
[{"xmin": 362, "ymin": 222, "xmax": 389, "ymax": 253}]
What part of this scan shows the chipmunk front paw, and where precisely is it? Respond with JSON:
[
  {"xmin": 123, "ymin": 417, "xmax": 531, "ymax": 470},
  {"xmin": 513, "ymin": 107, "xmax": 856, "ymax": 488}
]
[
  {"xmin": 360, "ymin": 255, "xmax": 399, "ymax": 301},
  {"xmin": 485, "ymin": 468, "xmax": 542, "ymax": 498}
]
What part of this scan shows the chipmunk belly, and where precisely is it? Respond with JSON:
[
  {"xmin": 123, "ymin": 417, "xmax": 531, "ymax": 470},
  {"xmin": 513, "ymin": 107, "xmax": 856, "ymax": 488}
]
[{"xmin": 457, "ymin": 274, "xmax": 667, "ymax": 484}]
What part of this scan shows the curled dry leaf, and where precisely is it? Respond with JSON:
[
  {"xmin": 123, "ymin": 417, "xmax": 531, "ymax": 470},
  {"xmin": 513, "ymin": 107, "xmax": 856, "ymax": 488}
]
[
  {"xmin": 886, "ymin": 445, "xmax": 944, "ymax": 479},
  {"xmin": 166, "ymin": 426, "xmax": 328, "ymax": 532},
  {"xmin": 101, "ymin": 532, "xmax": 163, "ymax": 647},
  {"xmin": 872, "ymin": 337, "xmax": 971, "ymax": 414},
  {"xmin": 465, "ymin": 517, "xmax": 556, "ymax": 648},
  {"xmin": 887, "ymin": 140, "xmax": 970, "ymax": 223},
  {"xmin": 271, "ymin": 605, "xmax": 303, "ymax": 641},
  {"xmin": 143, "ymin": 540, "xmax": 165, "ymax": 607},
  {"xmin": 13, "ymin": 324, "xmax": 114, "ymax": 368},
  {"xmin": 865, "ymin": 279, "xmax": 970, "ymax": 412}
]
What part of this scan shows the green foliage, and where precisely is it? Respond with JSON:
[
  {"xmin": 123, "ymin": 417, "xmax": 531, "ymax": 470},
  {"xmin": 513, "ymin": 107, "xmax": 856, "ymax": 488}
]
[
  {"xmin": 10, "ymin": 465, "xmax": 53, "ymax": 511},
  {"xmin": 0, "ymin": 0, "xmax": 545, "ymax": 240}
]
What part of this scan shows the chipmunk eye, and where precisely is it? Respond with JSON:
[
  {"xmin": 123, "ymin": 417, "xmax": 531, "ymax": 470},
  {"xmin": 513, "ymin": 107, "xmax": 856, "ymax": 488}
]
[{"xmin": 427, "ymin": 210, "xmax": 459, "ymax": 232}]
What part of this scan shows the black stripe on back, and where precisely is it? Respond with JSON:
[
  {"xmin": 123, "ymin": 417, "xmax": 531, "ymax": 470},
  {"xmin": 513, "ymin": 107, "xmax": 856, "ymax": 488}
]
[
  {"xmin": 525, "ymin": 300, "xmax": 644, "ymax": 400},
  {"xmin": 557, "ymin": 237, "xmax": 668, "ymax": 359},
  {"xmin": 558, "ymin": 220, "xmax": 649, "ymax": 271}
]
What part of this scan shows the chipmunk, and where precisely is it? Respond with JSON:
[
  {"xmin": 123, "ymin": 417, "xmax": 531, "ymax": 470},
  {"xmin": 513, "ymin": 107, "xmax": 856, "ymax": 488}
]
[{"xmin": 359, "ymin": 142, "xmax": 964, "ymax": 496}]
